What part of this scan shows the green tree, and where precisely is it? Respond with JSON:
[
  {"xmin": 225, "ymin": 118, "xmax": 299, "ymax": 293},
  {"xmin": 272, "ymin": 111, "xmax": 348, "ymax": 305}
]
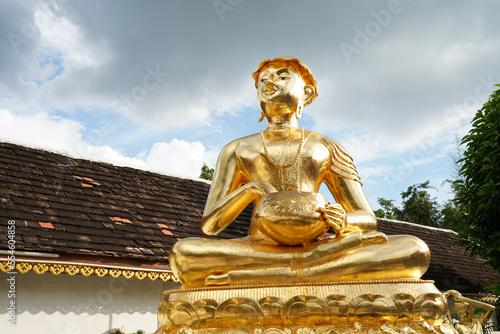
[
  {"xmin": 454, "ymin": 84, "xmax": 500, "ymax": 293},
  {"xmin": 439, "ymin": 137, "xmax": 465, "ymax": 231},
  {"xmin": 374, "ymin": 181, "xmax": 441, "ymax": 227},
  {"xmin": 199, "ymin": 163, "xmax": 214, "ymax": 181},
  {"xmin": 439, "ymin": 199, "xmax": 464, "ymax": 231},
  {"xmin": 374, "ymin": 198, "xmax": 399, "ymax": 219},
  {"xmin": 399, "ymin": 181, "xmax": 441, "ymax": 227}
]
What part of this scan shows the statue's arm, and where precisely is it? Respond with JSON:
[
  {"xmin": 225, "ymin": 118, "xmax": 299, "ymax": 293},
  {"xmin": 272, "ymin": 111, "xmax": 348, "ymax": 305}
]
[
  {"xmin": 446, "ymin": 290, "xmax": 495, "ymax": 325},
  {"xmin": 314, "ymin": 133, "xmax": 376, "ymax": 233},
  {"xmin": 323, "ymin": 175, "xmax": 377, "ymax": 233},
  {"xmin": 201, "ymin": 141, "xmax": 276, "ymax": 235}
]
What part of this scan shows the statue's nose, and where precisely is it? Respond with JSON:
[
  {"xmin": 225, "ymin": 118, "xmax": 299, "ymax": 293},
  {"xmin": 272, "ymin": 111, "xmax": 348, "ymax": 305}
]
[{"xmin": 265, "ymin": 81, "xmax": 275, "ymax": 89}]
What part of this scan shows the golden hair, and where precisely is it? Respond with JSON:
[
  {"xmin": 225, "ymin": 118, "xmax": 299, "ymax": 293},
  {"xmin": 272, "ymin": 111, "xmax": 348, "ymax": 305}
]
[{"xmin": 252, "ymin": 57, "xmax": 318, "ymax": 106}]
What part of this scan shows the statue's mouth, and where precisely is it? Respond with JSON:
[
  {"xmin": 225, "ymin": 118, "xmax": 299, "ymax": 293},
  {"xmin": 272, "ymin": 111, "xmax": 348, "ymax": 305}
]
[{"xmin": 263, "ymin": 88, "xmax": 278, "ymax": 96}]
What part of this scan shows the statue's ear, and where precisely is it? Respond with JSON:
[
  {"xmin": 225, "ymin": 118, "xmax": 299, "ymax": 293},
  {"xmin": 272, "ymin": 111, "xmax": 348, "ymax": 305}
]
[
  {"xmin": 303, "ymin": 85, "xmax": 315, "ymax": 105},
  {"xmin": 296, "ymin": 85, "xmax": 315, "ymax": 120}
]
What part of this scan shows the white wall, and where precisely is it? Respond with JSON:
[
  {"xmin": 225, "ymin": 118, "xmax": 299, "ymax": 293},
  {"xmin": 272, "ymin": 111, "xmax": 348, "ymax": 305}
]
[{"xmin": 1, "ymin": 271, "xmax": 180, "ymax": 334}]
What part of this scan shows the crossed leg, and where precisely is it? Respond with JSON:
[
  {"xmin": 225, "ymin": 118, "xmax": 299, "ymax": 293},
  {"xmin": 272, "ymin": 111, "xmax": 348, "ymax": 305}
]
[{"xmin": 170, "ymin": 231, "xmax": 429, "ymax": 288}]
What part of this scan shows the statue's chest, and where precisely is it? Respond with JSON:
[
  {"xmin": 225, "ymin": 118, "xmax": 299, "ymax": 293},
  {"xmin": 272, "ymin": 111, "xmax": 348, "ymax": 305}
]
[{"xmin": 240, "ymin": 140, "xmax": 329, "ymax": 191}]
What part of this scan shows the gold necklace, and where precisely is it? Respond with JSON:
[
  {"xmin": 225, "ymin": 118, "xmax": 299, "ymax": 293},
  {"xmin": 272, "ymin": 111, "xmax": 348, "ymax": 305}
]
[{"xmin": 260, "ymin": 128, "xmax": 304, "ymax": 168}]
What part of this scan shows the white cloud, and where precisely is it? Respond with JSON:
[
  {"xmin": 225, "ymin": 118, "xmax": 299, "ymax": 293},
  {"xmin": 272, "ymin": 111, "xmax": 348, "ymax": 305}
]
[
  {"xmin": 0, "ymin": 108, "xmax": 214, "ymax": 178},
  {"xmin": 0, "ymin": 108, "xmax": 145, "ymax": 168},
  {"xmin": 359, "ymin": 164, "xmax": 394, "ymax": 182},
  {"xmin": 34, "ymin": 3, "xmax": 95, "ymax": 68},
  {"xmin": 3, "ymin": 0, "xmax": 499, "ymax": 138},
  {"xmin": 145, "ymin": 139, "xmax": 206, "ymax": 177},
  {"xmin": 0, "ymin": 108, "xmax": 83, "ymax": 151}
]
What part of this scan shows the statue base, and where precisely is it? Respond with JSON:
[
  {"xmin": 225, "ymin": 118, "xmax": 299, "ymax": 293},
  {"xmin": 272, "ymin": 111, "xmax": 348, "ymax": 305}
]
[{"xmin": 155, "ymin": 279, "xmax": 453, "ymax": 334}]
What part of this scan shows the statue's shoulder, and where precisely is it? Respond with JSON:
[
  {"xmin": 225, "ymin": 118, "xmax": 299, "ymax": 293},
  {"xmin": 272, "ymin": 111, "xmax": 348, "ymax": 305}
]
[
  {"xmin": 309, "ymin": 132, "xmax": 351, "ymax": 155},
  {"xmin": 309, "ymin": 132, "xmax": 361, "ymax": 183},
  {"xmin": 219, "ymin": 133, "xmax": 261, "ymax": 156}
]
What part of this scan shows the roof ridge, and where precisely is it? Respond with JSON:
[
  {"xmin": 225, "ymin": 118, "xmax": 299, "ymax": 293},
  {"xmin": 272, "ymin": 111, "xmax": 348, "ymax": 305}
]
[
  {"xmin": 0, "ymin": 140, "xmax": 212, "ymax": 185},
  {"xmin": 377, "ymin": 217, "xmax": 459, "ymax": 235}
]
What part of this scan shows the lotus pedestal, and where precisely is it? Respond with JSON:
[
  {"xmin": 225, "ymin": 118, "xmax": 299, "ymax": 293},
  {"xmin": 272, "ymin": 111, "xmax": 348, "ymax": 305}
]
[{"xmin": 155, "ymin": 279, "xmax": 452, "ymax": 334}]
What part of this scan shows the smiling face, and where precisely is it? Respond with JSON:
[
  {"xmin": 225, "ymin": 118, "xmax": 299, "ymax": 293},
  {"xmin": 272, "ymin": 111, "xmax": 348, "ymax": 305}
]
[{"xmin": 257, "ymin": 62, "xmax": 307, "ymax": 118}]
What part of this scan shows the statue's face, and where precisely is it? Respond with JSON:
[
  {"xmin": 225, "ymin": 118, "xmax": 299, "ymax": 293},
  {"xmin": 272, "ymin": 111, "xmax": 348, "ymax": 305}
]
[
  {"xmin": 257, "ymin": 63, "xmax": 305, "ymax": 117},
  {"xmin": 454, "ymin": 303, "xmax": 472, "ymax": 320}
]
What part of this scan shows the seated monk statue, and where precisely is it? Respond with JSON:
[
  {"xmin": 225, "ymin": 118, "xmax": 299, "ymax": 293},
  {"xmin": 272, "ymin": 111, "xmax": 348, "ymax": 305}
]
[{"xmin": 170, "ymin": 57, "xmax": 430, "ymax": 288}]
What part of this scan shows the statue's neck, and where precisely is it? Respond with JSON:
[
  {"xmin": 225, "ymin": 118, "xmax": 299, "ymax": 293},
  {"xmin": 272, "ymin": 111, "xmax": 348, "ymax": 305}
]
[{"xmin": 266, "ymin": 115, "xmax": 299, "ymax": 131}]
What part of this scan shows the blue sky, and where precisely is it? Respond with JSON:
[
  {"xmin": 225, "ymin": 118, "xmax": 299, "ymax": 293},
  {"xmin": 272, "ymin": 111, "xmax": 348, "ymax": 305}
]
[{"xmin": 1, "ymin": 0, "xmax": 499, "ymax": 210}]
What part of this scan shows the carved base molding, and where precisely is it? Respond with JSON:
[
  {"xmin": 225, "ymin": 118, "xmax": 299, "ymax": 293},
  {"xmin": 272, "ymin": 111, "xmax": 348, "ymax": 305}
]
[
  {"xmin": 155, "ymin": 323, "xmax": 457, "ymax": 334},
  {"xmin": 156, "ymin": 280, "xmax": 451, "ymax": 334}
]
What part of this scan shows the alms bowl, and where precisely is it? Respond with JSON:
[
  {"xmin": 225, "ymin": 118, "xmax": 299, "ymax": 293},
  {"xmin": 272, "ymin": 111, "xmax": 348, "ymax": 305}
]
[{"xmin": 254, "ymin": 191, "xmax": 329, "ymax": 246}]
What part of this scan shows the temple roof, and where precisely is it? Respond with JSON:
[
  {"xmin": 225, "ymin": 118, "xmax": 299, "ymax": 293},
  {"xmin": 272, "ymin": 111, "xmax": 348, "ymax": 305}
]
[
  {"xmin": 376, "ymin": 219, "xmax": 499, "ymax": 293},
  {"xmin": 0, "ymin": 141, "xmax": 498, "ymax": 292}
]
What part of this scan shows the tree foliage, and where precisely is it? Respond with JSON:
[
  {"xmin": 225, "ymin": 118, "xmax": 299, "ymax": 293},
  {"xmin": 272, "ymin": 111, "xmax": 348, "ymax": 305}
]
[
  {"xmin": 399, "ymin": 181, "xmax": 441, "ymax": 227},
  {"xmin": 439, "ymin": 138, "xmax": 466, "ymax": 231},
  {"xmin": 199, "ymin": 163, "xmax": 214, "ymax": 181},
  {"xmin": 453, "ymin": 84, "xmax": 500, "ymax": 293},
  {"xmin": 439, "ymin": 199, "xmax": 465, "ymax": 232},
  {"xmin": 374, "ymin": 181, "xmax": 441, "ymax": 227},
  {"xmin": 374, "ymin": 198, "xmax": 399, "ymax": 220},
  {"xmin": 375, "ymin": 181, "xmax": 465, "ymax": 231}
]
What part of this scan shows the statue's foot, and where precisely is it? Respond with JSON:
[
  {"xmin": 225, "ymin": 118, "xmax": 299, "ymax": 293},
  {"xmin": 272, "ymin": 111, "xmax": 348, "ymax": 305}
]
[
  {"xmin": 205, "ymin": 273, "xmax": 231, "ymax": 286},
  {"xmin": 361, "ymin": 231, "xmax": 388, "ymax": 245},
  {"xmin": 205, "ymin": 267, "xmax": 297, "ymax": 286}
]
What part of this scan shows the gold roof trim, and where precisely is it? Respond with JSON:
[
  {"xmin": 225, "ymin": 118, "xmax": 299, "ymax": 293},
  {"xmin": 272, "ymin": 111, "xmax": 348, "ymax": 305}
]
[
  {"xmin": 0, "ymin": 260, "xmax": 178, "ymax": 282},
  {"xmin": 462, "ymin": 293, "xmax": 499, "ymax": 303}
]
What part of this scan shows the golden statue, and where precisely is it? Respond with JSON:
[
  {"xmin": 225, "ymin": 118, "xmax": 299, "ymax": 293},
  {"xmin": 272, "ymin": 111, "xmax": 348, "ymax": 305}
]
[
  {"xmin": 156, "ymin": 58, "xmax": 454, "ymax": 334},
  {"xmin": 447, "ymin": 290, "xmax": 495, "ymax": 334},
  {"xmin": 169, "ymin": 57, "xmax": 431, "ymax": 289}
]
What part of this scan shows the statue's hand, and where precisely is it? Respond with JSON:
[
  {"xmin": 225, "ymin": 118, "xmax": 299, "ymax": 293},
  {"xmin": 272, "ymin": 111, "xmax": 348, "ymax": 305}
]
[
  {"xmin": 318, "ymin": 202, "xmax": 347, "ymax": 235},
  {"xmin": 248, "ymin": 180, "xmax": 278, "ymax": 196},
  {"xmin": 445, "ymin": 290, "xmax": 464, "ymax": 300}
]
